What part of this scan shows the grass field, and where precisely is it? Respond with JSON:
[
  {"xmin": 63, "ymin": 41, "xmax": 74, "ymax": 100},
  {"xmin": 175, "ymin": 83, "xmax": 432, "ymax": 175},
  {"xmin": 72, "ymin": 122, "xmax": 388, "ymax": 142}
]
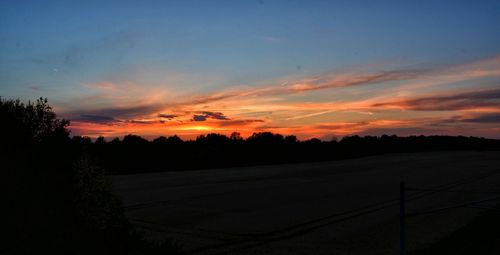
[
  {"xmin": 412, "ymin": 204, "xmax": 500, "ymax": 255},
  {"xmin": 111, "ymin": 151, "xmax": 500, "ymax": 254}
]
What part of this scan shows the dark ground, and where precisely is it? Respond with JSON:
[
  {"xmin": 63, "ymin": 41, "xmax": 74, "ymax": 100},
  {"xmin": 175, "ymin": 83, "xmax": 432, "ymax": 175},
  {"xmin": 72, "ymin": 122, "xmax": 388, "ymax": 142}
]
[
  {"xmin": 413, "ymin": 204, "xmax": 500, "ymax": 255},
  {"xmin": 112, "ymin": 151, "xmax": 500, "ymax": 255}
]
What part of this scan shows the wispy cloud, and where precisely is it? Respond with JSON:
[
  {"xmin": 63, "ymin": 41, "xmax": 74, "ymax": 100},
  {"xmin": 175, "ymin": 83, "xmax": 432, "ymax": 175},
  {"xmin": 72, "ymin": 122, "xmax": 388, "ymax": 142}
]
[
  {"xmin": 74, "ymin": 114, "xmax": 121, "ymax": 124},
  {"xmin": 193, "ymin": 111, "xmax": 230, "ymax": 121},
  {"xmin": 372, "ymin": 88, "xmax": 500, "ymax": 111},
  {"xmin": 180, "ymin": 69, "xmax": 424, "ymax": 106},
  {"xmin": 64, "ymin": 55, "xmax": 500, "ymax": 139},
  {"xmin": 74, "ymin": 104, "xmax": 165, "ymax": 119},
  {"xmin": 158, "ymin": 114, "xmax": 178, "ymax": 120},
  {"xmin": 285, "ymin": 110, "xmax": 336, "ymax": 120},
  {"xmin": 461, "ymin": 113, "xmax": 500, "ymax": 123}
]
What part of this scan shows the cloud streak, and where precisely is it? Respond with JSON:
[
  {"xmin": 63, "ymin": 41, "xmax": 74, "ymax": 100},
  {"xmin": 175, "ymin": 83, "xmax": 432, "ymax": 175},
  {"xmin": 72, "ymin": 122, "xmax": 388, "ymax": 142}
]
[
  {"xmin": 461, "ymin": 113, "xmax": 500, "ymax": 123},
  {"xmin": 372, "ymin": 88, "xmax": 500, "ymax": 111},
  {"xmin": 74, "ymin": 115, "xmax": 121, "ymax": 124},
  {"xmin": 192, "ymin": 111, "xmax": 230, "ymax": 121},
  {"xmin": 158, "ymin": 114, "xmax": 178, "ymax": 119},
  {"xmin": 181, "ymin": 69, "xmax": 425, "ymax": 107},
  {"xmin": 63, "ymin": 55, "xmax": 500, "ymax": 139}
]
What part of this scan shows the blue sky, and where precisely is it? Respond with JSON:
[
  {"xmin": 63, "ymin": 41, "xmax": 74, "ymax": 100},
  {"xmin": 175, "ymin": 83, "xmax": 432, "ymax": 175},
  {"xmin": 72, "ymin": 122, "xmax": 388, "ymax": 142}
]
[{"xmin": 1, "ymin": 0, "xmax": 500, "ymax": 139}]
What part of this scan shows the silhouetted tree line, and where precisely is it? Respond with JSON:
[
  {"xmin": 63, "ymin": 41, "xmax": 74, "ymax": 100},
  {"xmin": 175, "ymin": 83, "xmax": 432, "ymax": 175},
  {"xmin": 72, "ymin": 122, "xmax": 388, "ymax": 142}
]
[
  {"xmin": 1, "ymin": 98, "xmax": 181, "ymax": 255},
  {"xmin": 73, "ymin": 131, "xmax": 500, "ymax": 175},
  {"xmin": 3, "ymin": 97, "xmax": 500, "ymax": 253}
]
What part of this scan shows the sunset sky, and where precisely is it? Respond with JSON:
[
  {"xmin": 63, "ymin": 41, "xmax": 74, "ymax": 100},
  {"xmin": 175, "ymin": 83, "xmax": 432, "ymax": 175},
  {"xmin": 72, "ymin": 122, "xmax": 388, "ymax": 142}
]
[{"xmin": 1, "ymin": 1, "xmax": 500, "ymax": 140}]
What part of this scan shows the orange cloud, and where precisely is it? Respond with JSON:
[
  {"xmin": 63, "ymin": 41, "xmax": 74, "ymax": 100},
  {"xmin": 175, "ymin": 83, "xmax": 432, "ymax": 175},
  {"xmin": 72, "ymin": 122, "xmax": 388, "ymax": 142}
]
[{"xmin": 63, "ymin": 55, "xmax": 500, "ymax": 139}]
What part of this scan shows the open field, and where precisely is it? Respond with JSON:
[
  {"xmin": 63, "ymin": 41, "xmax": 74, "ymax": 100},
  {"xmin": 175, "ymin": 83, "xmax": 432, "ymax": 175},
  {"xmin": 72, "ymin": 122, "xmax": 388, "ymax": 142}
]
[{"xmin": 111, "ymin": 151, "xmax": 500, "ymax": 254}]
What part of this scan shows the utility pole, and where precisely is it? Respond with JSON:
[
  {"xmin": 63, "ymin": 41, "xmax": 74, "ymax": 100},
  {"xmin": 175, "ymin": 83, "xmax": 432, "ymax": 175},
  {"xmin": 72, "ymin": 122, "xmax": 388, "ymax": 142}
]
[{"xmin": 400, "ymin": 181, "xmax": 406, "ymax": 255}]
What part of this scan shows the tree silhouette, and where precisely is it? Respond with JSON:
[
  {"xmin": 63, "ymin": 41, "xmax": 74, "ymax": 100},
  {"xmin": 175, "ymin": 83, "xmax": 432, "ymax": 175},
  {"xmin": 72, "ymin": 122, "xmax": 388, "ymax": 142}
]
[
  {"xmin": 69, "ymin": 131, "xmax": 500, "ymax": 174},
  {"xmin": 1, "ymin": 97, "xmax": 69, "ymax": 148},
  {"xmin": 4, "ymin": 97, "xmax": 500, "ymax": 254},
  {"xmin": 2, "ymin": 98, "xmax": 182, "ymax": 255}
]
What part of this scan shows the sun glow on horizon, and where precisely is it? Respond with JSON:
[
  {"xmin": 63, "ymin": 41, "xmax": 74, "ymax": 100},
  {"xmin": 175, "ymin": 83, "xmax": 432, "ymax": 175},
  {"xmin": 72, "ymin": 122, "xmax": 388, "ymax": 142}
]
[{"xmin": 177, "ymin": 125, "xmax": 215, "ymax": 131}]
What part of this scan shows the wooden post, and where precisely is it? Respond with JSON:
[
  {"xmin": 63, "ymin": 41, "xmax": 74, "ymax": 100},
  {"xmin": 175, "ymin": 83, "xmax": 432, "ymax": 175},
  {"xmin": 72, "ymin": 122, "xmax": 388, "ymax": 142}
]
[{"xmin": 400, "ymin": 181, "xmax": 406, "ymax": 255}]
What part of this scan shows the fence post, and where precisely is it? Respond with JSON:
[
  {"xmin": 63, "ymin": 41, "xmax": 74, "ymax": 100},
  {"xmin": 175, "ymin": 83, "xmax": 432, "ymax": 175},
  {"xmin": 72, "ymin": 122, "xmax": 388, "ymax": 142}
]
[{"xmin": 400, "ymin": 181, "xmax": 406, "ymax": 255}]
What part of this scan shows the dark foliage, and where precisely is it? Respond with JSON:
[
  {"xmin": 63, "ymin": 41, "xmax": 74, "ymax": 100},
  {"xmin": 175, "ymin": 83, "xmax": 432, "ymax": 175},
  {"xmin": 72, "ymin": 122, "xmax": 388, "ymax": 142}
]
[
  {"xmin": 79, "ymin": 132, "xmax": 500, "ymax": 175},
  {"xmin": 1, "ymin": 98, "xmax": 182, "ymax": 255},
  {"xmin": 3, "ymin": 97, "xmax": 500, "ymax": 254}
]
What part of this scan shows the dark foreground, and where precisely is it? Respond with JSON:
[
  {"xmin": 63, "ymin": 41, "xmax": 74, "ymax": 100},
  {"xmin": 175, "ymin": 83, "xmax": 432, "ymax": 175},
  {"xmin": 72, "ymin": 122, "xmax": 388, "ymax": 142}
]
[{"xmin": 112, "ymin": 151, "xmax": 500, "ymax": 255}]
